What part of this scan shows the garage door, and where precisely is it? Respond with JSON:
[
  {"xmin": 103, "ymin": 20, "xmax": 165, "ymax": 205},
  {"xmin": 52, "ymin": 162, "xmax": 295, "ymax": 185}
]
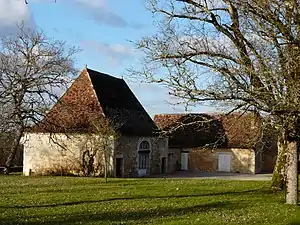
[{"xmin": 218, "ymin": 153, "xmax": 231, "ymax": 172}]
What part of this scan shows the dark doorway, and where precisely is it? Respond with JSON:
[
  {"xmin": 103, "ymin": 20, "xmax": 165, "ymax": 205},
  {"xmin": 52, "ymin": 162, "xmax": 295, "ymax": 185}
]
[
  {"xmin": 116, "ymin": 158, "xmax": 123, "ymax": 178},
  {"xmin": 161, "ymin": 157, "xmax": 166, "ymax": 174}
]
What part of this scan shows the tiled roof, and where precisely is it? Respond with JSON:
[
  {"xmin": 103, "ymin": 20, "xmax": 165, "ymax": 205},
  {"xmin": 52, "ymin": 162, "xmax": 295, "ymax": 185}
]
[
  {"xmin": 87, "ymin": 68, "xmax": 157, "ymax": 136},
  {"xmin": 31, "ymin": 68, "xmax": 157, "ymax": 136},
  {"xmin": 153, "ymin": 112, "xmax": 260, "ymax": 148}
]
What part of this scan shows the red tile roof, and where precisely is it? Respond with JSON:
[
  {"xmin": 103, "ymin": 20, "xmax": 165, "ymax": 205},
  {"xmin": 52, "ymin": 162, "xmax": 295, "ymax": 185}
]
[
  {"xmin": 31, "ymin": 68, "xmax": 157, "ymax": 135},
  {"xmin": 31, "ymin": 68, "xmax": 103, "ymax": 133},
  {"xmin": 153, "ymin": 112, "xmax": 260, "ymax": 148}
]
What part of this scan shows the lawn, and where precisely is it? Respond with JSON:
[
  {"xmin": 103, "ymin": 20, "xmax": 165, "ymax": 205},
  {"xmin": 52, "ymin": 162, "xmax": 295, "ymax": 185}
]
[{"xmin": 0, "ymin": 176, "xmax": 299, "ymax": 225}]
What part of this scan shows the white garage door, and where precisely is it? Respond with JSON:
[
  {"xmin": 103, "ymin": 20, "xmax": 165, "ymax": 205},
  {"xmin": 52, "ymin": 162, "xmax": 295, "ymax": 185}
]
[{"xmin": 218, "ymin": 153, "xmax": 231, "ymax": 172}]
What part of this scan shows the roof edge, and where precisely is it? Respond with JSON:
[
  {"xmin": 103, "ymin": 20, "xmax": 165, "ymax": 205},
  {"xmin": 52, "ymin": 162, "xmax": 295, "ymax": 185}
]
[{"xmin": 85, "ymin": 68, "xmax": 106, "ymax": 118}]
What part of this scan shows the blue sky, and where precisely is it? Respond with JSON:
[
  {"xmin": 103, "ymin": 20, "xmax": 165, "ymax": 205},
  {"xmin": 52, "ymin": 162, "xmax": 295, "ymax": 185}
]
[{"xmin": 0, "ymin": 0, "xmax": 214, "ymax": 117}]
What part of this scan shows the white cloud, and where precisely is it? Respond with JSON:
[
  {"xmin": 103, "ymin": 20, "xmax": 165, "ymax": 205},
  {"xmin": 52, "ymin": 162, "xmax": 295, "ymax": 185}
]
[
  {"xmin": 74, "ymin": 0, "xmax": 107, "ymax": 8},
  {"xmin": 80, "ymin": 40, "xmax": 137, "ymax": 65},
  {"xmin": 71, "ymin": 0, "xmax": 142, "ymax": 28},
  {"xmin": 0, "ymin": 0, "xmax": 34, "ymax": 35},
  {"xmin": 110, "ymin": 44, "xmax": 135, "ymax": 55}
]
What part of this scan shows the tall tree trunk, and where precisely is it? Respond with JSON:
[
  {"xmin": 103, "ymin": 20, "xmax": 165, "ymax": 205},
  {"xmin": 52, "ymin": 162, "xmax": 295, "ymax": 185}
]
[
  {"xmin": 4, "ymin": 129, "xmax": 23, "ymax": 174},
  {"xmin": 271, "ymin": 134, "xmax": 287, "ymax": 190},
  {"xmin": 285, "ymin": 139, "xmax": 298, "ymax": 204}
]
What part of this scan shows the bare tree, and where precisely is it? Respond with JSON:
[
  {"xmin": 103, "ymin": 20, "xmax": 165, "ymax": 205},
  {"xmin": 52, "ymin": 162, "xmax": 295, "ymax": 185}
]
[
  {"xmin": 131, "ymin": 0, "xmax": 300, "ymax": 204},
  {"xmin": 0, "ymin": 24, "xmax": 78, "ymax": 174},
  {"xmin": 85, "ymin": 118, "xmax": 118, "ymax": 182}
]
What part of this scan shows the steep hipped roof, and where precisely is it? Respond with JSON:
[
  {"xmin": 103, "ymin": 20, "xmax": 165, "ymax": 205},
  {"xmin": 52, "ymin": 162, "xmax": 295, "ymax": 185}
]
[
  {"xmin": 32, "ymin": 68, "xmax": 157, "ymax": 136},
  {"xmin": 154, "ymin": 113, "xmax": 260, "ymax": 148}
]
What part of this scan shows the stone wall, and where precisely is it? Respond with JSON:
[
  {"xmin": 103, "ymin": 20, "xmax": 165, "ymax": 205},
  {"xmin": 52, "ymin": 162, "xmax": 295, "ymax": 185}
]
[
  {"xmin": 261, "ymin": 147, "xmax": 277, "ymax": 173},
  {"xmin": 254, "ymin": 151, "xmax": 262, "ymax": 173},
  {"xmin": 167, "ymin": 148, "xmax": 181, "ymax": 173},
  {"xmin": 22, "ymin": 133, "xmax": 114, "ymax": 176},
  {"xmin": 255, "ymin": 123, "xmax": 277, "ymax": 173},
  {"xmin": 189, "ymin": 148, "xmax": 215, "ymax": 172},
  {"xmin": 188, "ymin": 148, "xmax": 255, "ymax": 174},
  {"xmin": 24, "ymin": 133, "xmax": 167, "ymax": 177},
  {"xmin": 115, "ymin": 136, "xmax": 168, "ymax": 177},
  {"xmin": 114, "ymin": 136, "xmax": 137, "ymax": 177}
]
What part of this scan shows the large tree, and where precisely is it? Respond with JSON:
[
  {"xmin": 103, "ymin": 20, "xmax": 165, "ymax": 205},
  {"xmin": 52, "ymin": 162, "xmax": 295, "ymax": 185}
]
[
  {"xmin": 0, "ymin": 25, "xmax": 78, "ymax": 174},
  {"xmin": 132, "ymin": 0, "xmax": 300, "ymax": 204}
]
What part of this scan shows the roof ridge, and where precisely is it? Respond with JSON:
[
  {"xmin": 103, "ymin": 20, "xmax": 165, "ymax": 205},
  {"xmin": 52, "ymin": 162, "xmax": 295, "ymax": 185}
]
[{"xmin": 86, "ymin": 68, "xmax": 123, "ymax": 81}]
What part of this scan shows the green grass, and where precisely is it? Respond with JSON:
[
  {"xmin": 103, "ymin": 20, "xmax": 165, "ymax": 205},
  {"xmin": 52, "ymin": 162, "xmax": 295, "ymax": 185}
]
[{"xmin": 0, "ymin": 176, "xmax": 299, "ymax": 225}]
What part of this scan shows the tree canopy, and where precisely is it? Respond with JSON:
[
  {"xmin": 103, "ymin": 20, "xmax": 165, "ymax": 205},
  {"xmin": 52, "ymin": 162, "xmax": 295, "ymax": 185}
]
[
  {"xmin": 133, "ymin": 0, "xmax": 300, "ymax": 204},
  {"xmin": 0, "ymin": 24, "xmax": 78, "ymax": 174}
]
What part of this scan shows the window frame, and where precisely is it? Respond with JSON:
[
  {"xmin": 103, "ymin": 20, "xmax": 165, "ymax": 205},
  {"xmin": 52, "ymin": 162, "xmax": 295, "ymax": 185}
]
[{"xmin": 138, "ymin": 140, "xmax": 151, "ymax": 170}]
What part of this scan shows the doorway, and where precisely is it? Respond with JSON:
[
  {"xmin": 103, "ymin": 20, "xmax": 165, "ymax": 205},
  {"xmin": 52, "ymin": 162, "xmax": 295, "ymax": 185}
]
[
  {"xmin": 167, "ymin": 153, "xmax": 173, "ymax": 172},
  {"xmin": 218, "ymin": 153, "xmax": 231, "ymax": 172},
  {"xmin": 181, "ymin": 152, "xmax": 189, "ymax": 171},
  {"xmin": 138, "ymin": 140, "xmax": 151, "ymax": 177},
  {"xmin": 161, "ymin": 157, "xmax": 166, "ymax": 174},
  {"xmin": 116, "ymin": 158, "xmax": 123, "ymax": 177}
]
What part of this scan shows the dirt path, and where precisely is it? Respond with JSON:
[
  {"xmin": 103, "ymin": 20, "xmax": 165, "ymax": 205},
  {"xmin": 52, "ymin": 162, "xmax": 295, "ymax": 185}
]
[{"xmin": 154, "ymin": 171, "xmax": 272, "ymax": 181}]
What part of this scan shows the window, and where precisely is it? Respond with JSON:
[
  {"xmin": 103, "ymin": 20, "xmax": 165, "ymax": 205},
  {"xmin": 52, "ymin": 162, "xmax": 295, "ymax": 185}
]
[
  {"xmin": 138, "ymin": 152, "xmax": 149, "ymax": 169},
  {"xmin": 139, "ymin": 141, "xmax": 150, "ymax": 151},
  {"xmin": 138, "ymin": 141, "xmax": 150, "ymax": 170}
]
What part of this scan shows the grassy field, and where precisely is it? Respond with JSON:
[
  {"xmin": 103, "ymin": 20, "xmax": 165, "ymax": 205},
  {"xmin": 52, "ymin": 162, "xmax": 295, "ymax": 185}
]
[{"xmin": 0, "ymin": 176, "xmax": 299, "ymax": 225}]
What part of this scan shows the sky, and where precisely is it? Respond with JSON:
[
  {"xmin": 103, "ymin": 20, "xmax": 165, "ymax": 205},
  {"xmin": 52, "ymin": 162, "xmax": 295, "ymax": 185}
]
[{"xmin": 0, "ymin": 0, "xmax": 214, "ymax": 117}]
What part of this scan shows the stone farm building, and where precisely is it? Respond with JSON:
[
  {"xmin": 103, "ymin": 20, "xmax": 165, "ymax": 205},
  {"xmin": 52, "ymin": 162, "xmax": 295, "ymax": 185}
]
[
  {"xmin": 23, "ymin": 68, "xmax": 168, "ymax": 177},
  {"xmin": 22, "ymin": 67, "xmax": 277, "ymax": 177},
  {"xmin": 154, "ymin": 113, "xmax": 277, "ymax": 174}
]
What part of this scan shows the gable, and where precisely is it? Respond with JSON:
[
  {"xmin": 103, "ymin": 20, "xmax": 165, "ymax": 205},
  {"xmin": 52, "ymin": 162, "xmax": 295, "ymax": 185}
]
[
  {"xmin": 33, "ymin": 69, "xmax": 104, "ymax": 133},
  {"xmin": 31, "ymin": 68, "xmax": 158, "ymax": 136}
]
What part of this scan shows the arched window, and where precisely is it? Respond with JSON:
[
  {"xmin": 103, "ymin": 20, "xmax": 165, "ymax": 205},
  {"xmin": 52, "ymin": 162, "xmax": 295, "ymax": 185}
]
[
  {"xmin": 139, "ymin": 141, "xmax": 150, "ymax": 151},
  {"xmin": 138, "ymin": 141, "xmax": 150, "ymax": 171}
]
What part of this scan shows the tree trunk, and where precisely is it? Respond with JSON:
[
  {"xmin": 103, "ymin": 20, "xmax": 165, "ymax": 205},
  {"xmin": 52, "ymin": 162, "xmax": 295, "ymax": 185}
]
[
  {"xmin": 4, "ymin": 129, "xmax": 23, "ymax": 175},
  {"xmin": 271, "ymin": 135, "xmax": 287, "ymax": 190},
  {"xmin": 285, "ymin": 139, "xmax": 298, "ymax": 205}
]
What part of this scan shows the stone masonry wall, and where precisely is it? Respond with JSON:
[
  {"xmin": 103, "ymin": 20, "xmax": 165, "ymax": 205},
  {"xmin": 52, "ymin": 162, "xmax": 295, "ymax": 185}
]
[
  {"xmin": 22, "ymin": 133, "xmax": 113, "ymax": 176},
  {"xmin": 24, "ymin": 133, "xmax": 167, "ymax": 177},
  {"xmin": 167, "ymin": 148, "xmax": 181, "ymax": 173},
  {"xmin": 189, "ymin": 148, "xmax": 255, "ymax": 174},
  {"xmin": 115, "ymin": 136, "xmax": 168, "ymax": 177},
  {"xmin": 114, "ymin": 136, "xmax": 138, "ymax": 177}
]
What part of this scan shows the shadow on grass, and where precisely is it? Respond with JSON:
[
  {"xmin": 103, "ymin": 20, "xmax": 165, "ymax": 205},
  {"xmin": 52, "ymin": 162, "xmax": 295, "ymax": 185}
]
[
  {"xmin": 0, "ymin": 201, "xmax": 240, "ymax": 225},
  {"xmin": 290, "ymin": 218, "xmax": 300, "ymax": 225},
  {"xmin": 0, "ymin": 188, "xmax": 267, "ymax": 209}
]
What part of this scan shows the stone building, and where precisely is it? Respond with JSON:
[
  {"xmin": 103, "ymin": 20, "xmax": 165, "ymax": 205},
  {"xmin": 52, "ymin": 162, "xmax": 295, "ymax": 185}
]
[
  {"xmin": 154, "ymin": 113, "xmax": 277, "ymax": 174},
  {"xmin": 23, "ymin": 67, "xmax": 168, "ymax": 177}
]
